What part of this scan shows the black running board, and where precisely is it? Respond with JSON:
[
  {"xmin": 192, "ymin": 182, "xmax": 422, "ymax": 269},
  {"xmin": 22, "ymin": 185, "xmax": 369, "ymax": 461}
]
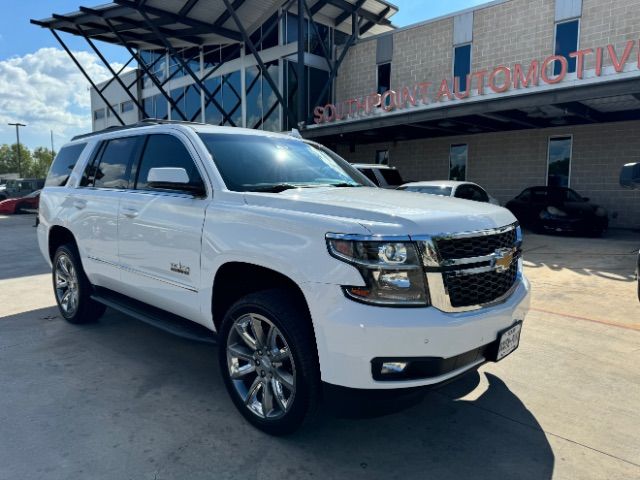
[{"xmin": 91, "ymin": 287, "xmax": 217, "ymax": 345}]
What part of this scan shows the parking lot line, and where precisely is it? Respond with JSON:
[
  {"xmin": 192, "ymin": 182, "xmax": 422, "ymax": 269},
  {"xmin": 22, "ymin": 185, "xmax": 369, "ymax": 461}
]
[{"xmin": 530, "ymin": 307, "xmax": 640, "ymax": 331}]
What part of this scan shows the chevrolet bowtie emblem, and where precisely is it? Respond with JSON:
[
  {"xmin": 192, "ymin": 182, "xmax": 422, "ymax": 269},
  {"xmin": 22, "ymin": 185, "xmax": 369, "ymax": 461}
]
[{"xmin": 493, "ymin": 248, "xmax": 515, "ymax": 273}]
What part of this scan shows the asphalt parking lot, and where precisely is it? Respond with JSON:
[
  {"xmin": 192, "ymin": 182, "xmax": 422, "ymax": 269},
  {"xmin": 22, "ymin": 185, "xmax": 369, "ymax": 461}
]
[{"xmin": 1, "ymin": 214, "xmax": 639, "ymax": 480}]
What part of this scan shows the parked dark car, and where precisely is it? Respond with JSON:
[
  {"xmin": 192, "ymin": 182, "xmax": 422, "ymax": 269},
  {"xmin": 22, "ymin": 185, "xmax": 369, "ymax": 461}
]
[
  {"xmin": 505, "ymin": 186, "xmax": 608, "ymax": 235},
  {"xmin": 619, "ymin": 162, "xmax": 640, "ymax": 300}
]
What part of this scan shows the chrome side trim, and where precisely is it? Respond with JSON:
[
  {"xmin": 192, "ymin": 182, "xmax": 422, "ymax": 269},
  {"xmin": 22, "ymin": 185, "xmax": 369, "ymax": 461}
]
[
  {"xmin": 326, "ymin": 232, "xmax": 412, "ymax": 242},
  {"xmin": 87, "ymin": 256, "xmax": 198, "ymax": 293}
]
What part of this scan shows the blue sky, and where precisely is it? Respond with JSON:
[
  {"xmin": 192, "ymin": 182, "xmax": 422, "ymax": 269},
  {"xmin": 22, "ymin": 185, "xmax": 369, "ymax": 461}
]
[{"xmin": 0, "ymin": 0, "xmax": 490, "ymax": 150}]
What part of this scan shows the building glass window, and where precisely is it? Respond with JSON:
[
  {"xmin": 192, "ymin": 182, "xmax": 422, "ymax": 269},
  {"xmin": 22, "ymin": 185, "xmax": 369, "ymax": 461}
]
[
  {"xmin": 121, "ymin": 100, "xmax": 134, "ymax": 113},
  {"xmin": 453, "ymin": 44, "xmax": 472, "ymax": 92},
  {"xmin": 246, "ymin": 65, "xmax": 262, "ymax": 129},
  {"xmin": 204, "ymin": 77, "xmax": 223, "ymax": 125},
  {"xmin": 547, "ymin": 136, "xmax": 572, "ymax": 187},
  {"xmin": 377, "ymin": 62, "xmax": 391, "ymax": 95},
  {"xmin": 94, "ymin": 108, "xmax": 105, "ymax": 120},
  {"xmin": 262, "ymin": 61, "xmax": 280, "ymax": 132},
  {"xmin": 555, "ymin": 20, "xmax": 579, "ymax": 74},
  {"xmin": 376, "ymin": 150, "xmax": 389, "ymax": 165},
  {"xmin": 223, "ymin": 70, "xmax": 243, "ymax": 127},
  {"xmin": 140, "ymin": 50, "xmax": 167, "ymax": 89},
  {"xmin": 449, "ymin": 144, "xmax": 468, "ymax": 181}
]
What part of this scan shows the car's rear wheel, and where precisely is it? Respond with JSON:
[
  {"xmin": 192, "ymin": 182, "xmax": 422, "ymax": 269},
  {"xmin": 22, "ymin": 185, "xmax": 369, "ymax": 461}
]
[
  {"xmin": 218, "ymin": 289, "xmax": 320, "ymax": 435},
  {"xmin": 52, "ymin": 244, "xmax": 106, "ymax": 324}
]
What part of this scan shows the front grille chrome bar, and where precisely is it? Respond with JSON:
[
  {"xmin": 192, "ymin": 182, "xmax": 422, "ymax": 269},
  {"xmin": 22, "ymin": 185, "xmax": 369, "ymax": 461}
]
[{"xmin": 411, "ymin": 223, "xmax": 523, "ymax": 313}]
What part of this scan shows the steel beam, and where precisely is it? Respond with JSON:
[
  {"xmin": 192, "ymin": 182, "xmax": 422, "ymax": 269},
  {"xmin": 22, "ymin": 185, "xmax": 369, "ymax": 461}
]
[
  {"xmin": 221, "ymin": 0, "xmax": 295, "ymax": 127},
  {"xmin": 297, "ymin": 0, "xmax": 306, "ymax": 126},
  {"xmin": 214, "ymin": 0, "xmax": 247, "ymax": 28},
  {"xmin": 49, "ymin": 28, "xmax": 125, "ymax": 126},
  {"xmin": 102, "ymin": 17, "xmax": 189, "ymax": 122},
  {"xmin": 113, "ymin": 0, "xmax": 242, "ymax": 42},
  {"xmin": 334, "ymin": 0, "xmax": 366, "ymax": 26},
  {"xmin": 76, "ymin": 25, "xmax": 149, "ymax": 118},
  {"xmin": 134, "ymin": 8, "xmax": 235, "ymax": 126},
  {"xmin": 178, "ymin": 0, "xmax": 201, "ymax": 17}
]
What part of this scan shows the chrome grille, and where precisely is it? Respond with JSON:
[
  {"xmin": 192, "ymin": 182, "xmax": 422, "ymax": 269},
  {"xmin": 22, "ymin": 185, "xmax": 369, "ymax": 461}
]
[
  {"xmin": 436, "ymin": 228, "xmax": 517, "ymax": 260},
  {"xmin": 443, "ymin": 262, "xmax": 519, "ymax": 308},
  {"xmin": 416, "ymin": 223, "xmax": 522, "ymax": 313}
]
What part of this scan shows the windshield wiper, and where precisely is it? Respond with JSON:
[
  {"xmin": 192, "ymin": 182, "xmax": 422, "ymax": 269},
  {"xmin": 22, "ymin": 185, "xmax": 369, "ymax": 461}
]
[
  {"xmin": 247, "ymin": 183, "xmax": 315, "ymax": 193},
  {"xmin": 326, "ymin": 183, "xmax": 362, "ymax": 188}
]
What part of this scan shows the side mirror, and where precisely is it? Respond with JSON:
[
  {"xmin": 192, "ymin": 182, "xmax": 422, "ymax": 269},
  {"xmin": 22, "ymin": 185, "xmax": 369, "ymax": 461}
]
[
  {"xmin": 620, "ymin": 162, "xmax": 640, "ymax": 189},
  {"xmin": 147, "ymin": 167, "xmax": 205, "ymax": 196}
]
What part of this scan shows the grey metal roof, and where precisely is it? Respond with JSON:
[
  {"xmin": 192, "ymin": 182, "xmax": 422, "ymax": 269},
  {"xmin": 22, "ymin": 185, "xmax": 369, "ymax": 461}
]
[{"xmin": 31, "ymin": 0, "xmax": 398, "ymax": 49}]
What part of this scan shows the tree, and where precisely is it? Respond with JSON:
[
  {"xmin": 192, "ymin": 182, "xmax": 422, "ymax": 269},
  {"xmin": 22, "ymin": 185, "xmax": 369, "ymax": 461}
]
[
  {"xmin": 0, "ymin": 143, "xmax": 52, "ymax": 178},
  {"xmin": 29, "ymin": 147, "xmax": 55, "ymax": 178}
]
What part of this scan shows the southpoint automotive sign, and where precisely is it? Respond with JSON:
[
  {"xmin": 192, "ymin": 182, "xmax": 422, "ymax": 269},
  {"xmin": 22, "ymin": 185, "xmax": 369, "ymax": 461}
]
[{"xmin": 313, "ymin": 39, "xmax": 640, "ymax": 124}]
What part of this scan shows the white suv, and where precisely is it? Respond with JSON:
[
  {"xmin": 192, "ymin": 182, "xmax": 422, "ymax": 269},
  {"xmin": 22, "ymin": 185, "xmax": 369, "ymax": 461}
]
[{"xmin": 38, "ymin": 121, "xmax": 530, "ymax": 434}]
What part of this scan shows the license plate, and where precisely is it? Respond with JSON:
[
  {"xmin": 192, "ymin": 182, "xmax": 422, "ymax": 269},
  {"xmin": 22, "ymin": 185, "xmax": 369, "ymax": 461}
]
[{"xmin": 496, "ymin": 322, "xmax": 522, "ymax": 361}]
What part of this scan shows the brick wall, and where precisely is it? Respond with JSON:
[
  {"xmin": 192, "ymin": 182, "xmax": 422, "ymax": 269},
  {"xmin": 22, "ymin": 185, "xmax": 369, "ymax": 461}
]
[
  {"xmin": 337, "ymin": 121, "xmax": 640, "ymax": 229},
  {"xmin": 472, "ymin": 0, "xmax": 555, "ymax": 73},
  {"xmin": 390, "ymin": 18, "xmax": 453, "ymax": 90},
  {"xmin": 580, "ymin": 0, "xmax": 640, "ymax": 70},
  {"xmin": 333, "ymin": 0, "xmax": 640, "ymax": 102}
]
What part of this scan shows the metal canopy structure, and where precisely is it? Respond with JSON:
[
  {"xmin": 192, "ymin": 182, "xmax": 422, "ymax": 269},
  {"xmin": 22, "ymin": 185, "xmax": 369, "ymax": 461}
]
[
  {"xmin": 31, "ymin": 0, "xmax": 397, "ymax": 129},
  {"xmin": 303, "ymin": 77, "xmax": 640, "ymax": 146}
]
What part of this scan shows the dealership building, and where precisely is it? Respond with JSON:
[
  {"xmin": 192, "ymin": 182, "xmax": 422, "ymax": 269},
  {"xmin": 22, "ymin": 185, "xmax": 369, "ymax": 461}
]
[{"xmin": 33, "ymin": 0, "xmax": 640, "ymax": 228}]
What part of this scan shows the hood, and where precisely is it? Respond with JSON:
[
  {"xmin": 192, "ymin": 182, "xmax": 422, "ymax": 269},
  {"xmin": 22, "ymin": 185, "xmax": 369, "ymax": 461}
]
[{"xmin": 243, "ymin": 187, "xmax": 516, "ymax": 236}]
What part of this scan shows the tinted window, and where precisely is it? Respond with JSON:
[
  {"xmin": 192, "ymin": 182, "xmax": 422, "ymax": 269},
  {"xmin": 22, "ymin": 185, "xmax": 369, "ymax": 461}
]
[
  {"xmin": 450, "ymin": 144, "xmax": 468, "ymax": 181},
  {"xmin": 94, "ymin": 137, "xmax": 140, "ymax": 189},
  {"xmin": 45, "ymin": 143, "xmax": 86, "ymax": 187},
  {"xmin": 555, "ymin": 20, "xmax": 579, "ymax": 74},
  {"xmin": 378, "ymin": 169, "xmax": 404, "ymax": 186},
  {"xmin": 456, "ymin": 184, "xmax": 489, "ymax": 202},
  {"xmin": 454, "ymin": 44, "xmax": 471, "ymax": 91},
  {"xmin": 531, "ymin": 189, "xmax": 549, "ymax": 202},
  {"xmin": 376, "ymin": 150, "xmax": 389, "ymax": 165},
  {"xmin": 518, "ymin": 189, "xmax": 532, "ymax": 201},
  {"xmin": 404, "ymin": 186, "xmax": 453, "ymax": 196},
  {"xmin": 136, "ymin": 135, "xmax": 203, "ymax": 191},
  {"xmin": 548, "ymin": 136, "xmax": 572, "ymax": 187},
  {"xmin": 359, "ymin": 168, "xmax": 380, "ymax": 186},
  {"xmin": 377, "ymin": 63, "xmax": 391, "ymax": 95},
  {"xmin": 198, "ymin": 134, "xmax": 367, "ymax": 192}
]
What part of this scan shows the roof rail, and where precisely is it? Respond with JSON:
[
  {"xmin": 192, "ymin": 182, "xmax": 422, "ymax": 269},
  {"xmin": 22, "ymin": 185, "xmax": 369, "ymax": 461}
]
[{"xmin": 71, "ymin": 118, "xmax": 208, "ymax": 141}]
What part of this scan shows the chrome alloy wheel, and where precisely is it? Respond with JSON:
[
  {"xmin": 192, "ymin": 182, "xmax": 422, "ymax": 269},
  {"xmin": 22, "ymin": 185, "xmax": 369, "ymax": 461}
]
[
  {"xmin": 54, "ymin": 254, "xmax": 79, "ymax": 317},
  {"xmin": 227, "ymin": 313, "xmax": 296, "ymax": 420}
]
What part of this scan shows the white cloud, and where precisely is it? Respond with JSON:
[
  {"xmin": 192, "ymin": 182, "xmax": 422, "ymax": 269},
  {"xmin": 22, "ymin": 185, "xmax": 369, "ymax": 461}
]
[{"xmin": 0, "ymin": 47, "xmax": 126, "ymax": 145}]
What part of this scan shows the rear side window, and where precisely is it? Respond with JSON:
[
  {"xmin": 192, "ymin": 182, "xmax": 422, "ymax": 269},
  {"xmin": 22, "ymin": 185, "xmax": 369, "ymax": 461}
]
[
  {"xmin": 94, "ymin": 137, "xmax": 141, "ymax": 189},
  {"xmin": 135, "ymin": 135, "xmax": 203, "ymax": 191},
  {"xmin": 379, "ymin": 168, "xmax": 404, "ymax": 186},
  {"xmin": 45, "ymin": 143, "xmax": 87, "ymax": 187},
  {"xmin": 359, "ymin": 168, "xmax": 379, "ymax": 186}
]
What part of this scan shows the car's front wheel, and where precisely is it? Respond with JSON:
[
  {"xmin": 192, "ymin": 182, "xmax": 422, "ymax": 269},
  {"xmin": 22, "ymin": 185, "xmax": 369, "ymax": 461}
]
[
  {"xmin": 52, "ymin": 244, "xmax": 106, "ymax": 324},
  {"xmin": 218, "ymin": 289, "xmax": 320, "ymax": 435}
]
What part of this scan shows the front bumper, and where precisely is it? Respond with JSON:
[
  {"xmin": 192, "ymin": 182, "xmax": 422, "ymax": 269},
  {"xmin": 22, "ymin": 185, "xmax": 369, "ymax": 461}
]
[
  {"xmin": 301, "ymin": 276, "xmax": 530, "ymax": 390},
  {"xmin": 540, "ymin": 215, "xmax": 608, "ymax": 233}
]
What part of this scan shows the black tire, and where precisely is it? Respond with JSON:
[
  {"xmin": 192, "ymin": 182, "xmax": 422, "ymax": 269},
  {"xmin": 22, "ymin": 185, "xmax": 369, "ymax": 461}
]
[
  {"xmin": 218, "ymin": 288, "xmax": 320, "ymax": 435},
  {"xmin": 52, "ymin": 243, "xmax": 106, "ymax": 324}
]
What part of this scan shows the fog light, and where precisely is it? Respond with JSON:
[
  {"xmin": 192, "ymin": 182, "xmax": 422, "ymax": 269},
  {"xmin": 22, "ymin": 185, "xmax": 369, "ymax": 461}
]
[{"xmin": 381, "ymin": 362, "xmax": 409, "ymax": 375}]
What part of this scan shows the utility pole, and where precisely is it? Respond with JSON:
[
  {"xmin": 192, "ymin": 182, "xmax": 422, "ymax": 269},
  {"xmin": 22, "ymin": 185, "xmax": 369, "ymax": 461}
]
[
  {"xmin": 8, "ymin": 122, "xmax": 26, "ymax": 177},
  {"xmin": 50, "ymin": 130, "xmax": 55, "ymax": 158}
]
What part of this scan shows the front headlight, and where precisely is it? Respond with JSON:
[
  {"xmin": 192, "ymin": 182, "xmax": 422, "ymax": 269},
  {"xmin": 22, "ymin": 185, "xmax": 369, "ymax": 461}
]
[
  {"xmin": 326, "ymin": 235, "xmax": 430, "ymax": 307},
  {"xmin": 543, "ymin": 206, "xmax": 568, "ymax": 217}
]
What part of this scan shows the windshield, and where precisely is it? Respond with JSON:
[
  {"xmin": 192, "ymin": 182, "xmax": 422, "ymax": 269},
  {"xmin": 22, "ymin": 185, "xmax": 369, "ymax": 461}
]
[
  {"xmin": 198, "ymin": 134, "xmax": 371, "ymax": 192},
  {"xmin": 548, "ymin": 187, "xmax": 584, "ymax": 203},
  {"xmin": 401, "ymin": 185, "xmax": 453, "ymax": 196}
]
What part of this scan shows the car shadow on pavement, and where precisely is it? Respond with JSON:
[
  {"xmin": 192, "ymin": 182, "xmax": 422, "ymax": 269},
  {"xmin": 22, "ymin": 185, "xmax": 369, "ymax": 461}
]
[{"xmin": 0, "ymin": 307, "xmax": 554, "ymax": 480}]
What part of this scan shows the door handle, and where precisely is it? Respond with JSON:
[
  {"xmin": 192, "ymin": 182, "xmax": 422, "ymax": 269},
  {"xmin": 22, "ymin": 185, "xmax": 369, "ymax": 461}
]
[
  {"xmin": 122, "ymin": 207, "xmax": 139, "ymax": 218},
  {"xmin": 73, "ymin": 199, "xmax": 87, "ymax": 210}
]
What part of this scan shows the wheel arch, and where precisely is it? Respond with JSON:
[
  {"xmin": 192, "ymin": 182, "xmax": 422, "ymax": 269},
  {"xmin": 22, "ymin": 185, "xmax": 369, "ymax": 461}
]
[
  {"xmin": 211, "ymin": 262, "xmax": 311, "ymax": 333},
  {"xmin": 48, "ymin": 225, "xmax": 77, "ymax": 261}
]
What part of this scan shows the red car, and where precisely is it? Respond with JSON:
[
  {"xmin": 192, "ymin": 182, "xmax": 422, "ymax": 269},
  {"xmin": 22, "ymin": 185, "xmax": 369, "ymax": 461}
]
[{"xmin": 0, "ymin": 190, "xmax": 40, "ymax": 214}]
